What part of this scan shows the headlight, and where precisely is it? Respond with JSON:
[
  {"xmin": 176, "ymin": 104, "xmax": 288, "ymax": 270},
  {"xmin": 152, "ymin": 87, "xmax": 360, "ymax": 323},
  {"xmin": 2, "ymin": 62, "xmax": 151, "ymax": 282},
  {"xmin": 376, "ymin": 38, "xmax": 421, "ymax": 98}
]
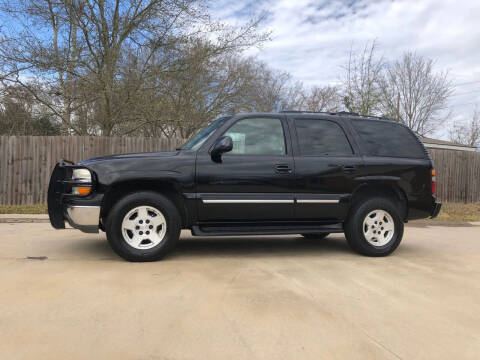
[
  {"xmin": 72, "ymin": 168, "xmax": 92, "ymax": 195},
  {"xmin": 72, "ymin": 168, "xmax": 91, "ymax": 181}
]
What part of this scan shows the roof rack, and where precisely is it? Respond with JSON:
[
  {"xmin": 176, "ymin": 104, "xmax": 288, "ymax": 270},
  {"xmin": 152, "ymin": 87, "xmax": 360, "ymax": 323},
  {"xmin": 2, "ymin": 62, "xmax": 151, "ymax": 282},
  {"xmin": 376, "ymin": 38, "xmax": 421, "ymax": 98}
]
[
  {"xmin": 280, "ymin": 110, "xmax": 361, "ymax": 116},
  {"xmin": 280, "ymin": 110, "xmax": 391, "ymax": 121},
  {"xmin": 359, "ymin": 114, "xmax": 392, "ymax": 121},
  {"xmin": 280, "ymin": 110, "xmax": 335, "ymax": 114}
]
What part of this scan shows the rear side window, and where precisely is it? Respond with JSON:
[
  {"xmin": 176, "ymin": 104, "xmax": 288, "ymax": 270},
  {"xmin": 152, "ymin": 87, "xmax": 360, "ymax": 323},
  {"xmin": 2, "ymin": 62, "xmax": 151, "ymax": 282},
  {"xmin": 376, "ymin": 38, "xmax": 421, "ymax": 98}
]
[
  {"xmin": 295, "ymin": 119, "xmax": 353, "ymax": 156},
  {"xmin": 351, "ymin": 120, "xmax": 425, "ymax": 158}
]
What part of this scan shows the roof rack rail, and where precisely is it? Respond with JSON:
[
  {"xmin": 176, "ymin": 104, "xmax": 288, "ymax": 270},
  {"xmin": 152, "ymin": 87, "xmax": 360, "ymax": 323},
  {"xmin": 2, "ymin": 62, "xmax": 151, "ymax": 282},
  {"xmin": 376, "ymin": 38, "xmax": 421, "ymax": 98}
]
[
  {"xmin": 280, "ymin": 110, "xmax": 361, "ymax": 116},
  {"xmin": 280, "ymin": 110, "xmax": 392, "ymax": 121},
  {"xmin": 280, "ymin": 110, "xmax": 339, "ymax": 115},
  {"xmin": 333, "ymin": 111, "xmax": 359, "ymax": 116},
  {"xmin": 358, "ymin": 114, "xmax": 392, "ymax": 121}
]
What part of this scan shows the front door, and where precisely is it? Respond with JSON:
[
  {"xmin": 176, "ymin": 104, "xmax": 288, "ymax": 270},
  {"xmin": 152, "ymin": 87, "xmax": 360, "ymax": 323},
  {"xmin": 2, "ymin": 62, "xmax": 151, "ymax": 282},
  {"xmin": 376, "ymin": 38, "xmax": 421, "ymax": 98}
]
[{"xmin": 196, "ymin": 116, "xmax": 295, "ymax": 221}]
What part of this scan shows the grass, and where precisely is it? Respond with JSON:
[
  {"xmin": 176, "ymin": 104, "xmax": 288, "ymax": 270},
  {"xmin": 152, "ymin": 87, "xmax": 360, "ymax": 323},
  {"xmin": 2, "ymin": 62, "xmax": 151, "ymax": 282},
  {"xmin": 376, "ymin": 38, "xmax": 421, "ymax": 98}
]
[
  {"xmin": 0, "ymin": 202, "xmax": 479, "ymax": 222},
  {"xmin": 432, "ymin": 202, "xmax": 480, "ymax": 223},
  {"xmin": 0, "ymin": 204, "xmax": 47, "ymax": 214}
]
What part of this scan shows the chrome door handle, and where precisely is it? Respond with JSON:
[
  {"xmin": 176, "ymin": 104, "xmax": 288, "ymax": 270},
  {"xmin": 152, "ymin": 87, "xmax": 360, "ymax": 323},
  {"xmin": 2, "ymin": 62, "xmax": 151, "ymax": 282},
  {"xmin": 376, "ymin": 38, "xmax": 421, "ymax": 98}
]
[
  {"xmin": 274, "ymin": 164, "xmax": 292, "ymax": 174},
  {"xmin": 343, "ymin": 165, "xmax": 357, "ymax": 173}
]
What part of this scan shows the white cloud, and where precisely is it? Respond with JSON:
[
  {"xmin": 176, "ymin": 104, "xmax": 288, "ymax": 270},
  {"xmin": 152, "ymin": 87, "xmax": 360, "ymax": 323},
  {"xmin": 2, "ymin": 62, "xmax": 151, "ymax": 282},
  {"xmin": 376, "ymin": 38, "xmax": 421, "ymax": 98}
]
[{"xmin": 209, "ymin": 0, "xmax": 480, "ymax": 136}]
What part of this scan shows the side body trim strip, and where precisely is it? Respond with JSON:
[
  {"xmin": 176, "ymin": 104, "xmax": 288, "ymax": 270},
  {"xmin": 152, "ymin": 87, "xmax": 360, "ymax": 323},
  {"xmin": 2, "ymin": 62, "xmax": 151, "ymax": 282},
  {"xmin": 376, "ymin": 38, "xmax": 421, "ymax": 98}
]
[
  {"xmin": 202, "ymin": 199, "xmax": 294, "ymax": 204},
  {"xmin": 202, "ymin": 199, "xmax": 340, "ymax": 204}
]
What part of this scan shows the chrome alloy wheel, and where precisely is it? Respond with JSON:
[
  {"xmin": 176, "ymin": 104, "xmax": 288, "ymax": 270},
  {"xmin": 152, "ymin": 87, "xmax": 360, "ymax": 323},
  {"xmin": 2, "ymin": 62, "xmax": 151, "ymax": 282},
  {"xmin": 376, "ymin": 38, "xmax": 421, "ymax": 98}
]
[
  {"xmin": 362, "ymin": 209, "xmax": 395, "ymax": 246},
  {"xmin": 121, "ymin": 206, "xmax": 167, "ymax": 250}
]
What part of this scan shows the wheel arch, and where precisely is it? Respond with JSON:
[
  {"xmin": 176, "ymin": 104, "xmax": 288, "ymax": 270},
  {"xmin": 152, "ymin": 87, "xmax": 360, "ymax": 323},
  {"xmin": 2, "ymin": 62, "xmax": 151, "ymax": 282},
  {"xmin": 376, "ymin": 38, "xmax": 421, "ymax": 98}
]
[
  {"xmin": 100, "ymin": 179, "xmax": 188, "ymax": 227},
  {"xmin": 350, "ymin": 182, "xmax": 408, "ymax": 220}
]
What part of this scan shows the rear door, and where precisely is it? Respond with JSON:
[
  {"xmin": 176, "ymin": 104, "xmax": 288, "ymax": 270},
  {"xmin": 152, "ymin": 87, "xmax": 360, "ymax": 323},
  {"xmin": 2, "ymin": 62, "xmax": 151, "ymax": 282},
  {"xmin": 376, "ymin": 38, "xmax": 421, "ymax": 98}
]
[
  {"xmin": 195, "ymin": 115, "xmax": 295, "ymax": 221},
  {"xmin": 289, "ymin": 116, "xmax": 363, "ymax": 221}
]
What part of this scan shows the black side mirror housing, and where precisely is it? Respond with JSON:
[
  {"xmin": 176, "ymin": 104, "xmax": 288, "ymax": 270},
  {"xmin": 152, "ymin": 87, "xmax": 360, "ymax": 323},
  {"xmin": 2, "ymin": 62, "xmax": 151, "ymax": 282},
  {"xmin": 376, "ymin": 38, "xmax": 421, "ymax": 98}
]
[{"xmin": 211, "ymin": 136, "xmax": 233, "ymax": 162}]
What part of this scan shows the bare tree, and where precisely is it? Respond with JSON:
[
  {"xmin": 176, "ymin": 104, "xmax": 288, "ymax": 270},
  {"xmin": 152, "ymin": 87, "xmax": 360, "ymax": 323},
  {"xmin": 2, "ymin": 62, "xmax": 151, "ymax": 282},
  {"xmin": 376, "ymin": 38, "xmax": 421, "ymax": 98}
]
[
  {"xmin": 0, "ymin": 0, "xmax": 269, "ymax": 135},
  {"xmin": 280, "ymin": 81, "xmax": 341, "ymax": 112},
  {"xmin": 0, "ymin": 85, "xmax": 60, "ymax": 135},
  {"xmin": 115, "ymin": 47, "xmax": 279, "ymax": 138},
  {"xmin": 449, "ymin": 106, "xmax": 480, "ymax": 148},
  {"xmin": 342, "ymin": 40, "xmax": 384, "ymax": 115},
  {"xmin": 227, "ymin": 58, "xmax": 292, "ymax": 113},
  {"xmin": 379, "ymin": 52, "xmax": 452, "ymax": 135}
]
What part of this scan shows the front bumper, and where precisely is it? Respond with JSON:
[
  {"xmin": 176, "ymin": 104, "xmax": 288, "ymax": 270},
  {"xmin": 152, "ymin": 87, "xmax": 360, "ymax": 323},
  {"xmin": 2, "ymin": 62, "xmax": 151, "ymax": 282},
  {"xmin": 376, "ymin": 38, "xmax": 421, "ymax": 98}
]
[
  {"xmin": 430, "ymin": 202, "xmax": 442, "ymax": 219},
  {"xmin": 66, "ymin": 206, "xmax": 101, "ymax": 233},
  {"xmin": 48, "ymin": 161, "xmax": 102, "ymax": 233}
]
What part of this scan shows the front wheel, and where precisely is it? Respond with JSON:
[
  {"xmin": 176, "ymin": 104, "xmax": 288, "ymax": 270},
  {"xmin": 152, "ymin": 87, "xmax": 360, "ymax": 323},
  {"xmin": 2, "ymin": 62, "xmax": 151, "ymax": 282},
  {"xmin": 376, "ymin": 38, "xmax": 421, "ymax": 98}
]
[
  {"xmin": 105, "ymin": 192, "xmax": 181, "ymax": 262},
  {"xmin": 344, "ymin": 197, "xmax": 404, "ymax": 256}
]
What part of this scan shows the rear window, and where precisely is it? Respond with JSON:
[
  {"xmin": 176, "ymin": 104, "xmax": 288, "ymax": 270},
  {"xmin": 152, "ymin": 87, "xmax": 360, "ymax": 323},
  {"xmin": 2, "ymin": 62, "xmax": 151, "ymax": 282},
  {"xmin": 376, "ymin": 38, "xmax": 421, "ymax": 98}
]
[{"xmin": 352, "ymin": 120, "xmax": 425, "ymax": 158}]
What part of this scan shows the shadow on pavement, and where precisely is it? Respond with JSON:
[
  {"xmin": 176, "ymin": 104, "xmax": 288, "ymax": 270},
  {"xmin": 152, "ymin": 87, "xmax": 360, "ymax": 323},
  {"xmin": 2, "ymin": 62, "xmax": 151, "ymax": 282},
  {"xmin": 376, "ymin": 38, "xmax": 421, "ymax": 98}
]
[
  {"xmin": 170, "ymin": 235, "xmax": 353, "ymax": 259},
  {"xmin": 69, "ymin": 234, "xmax": 354, "ymax": 261}
]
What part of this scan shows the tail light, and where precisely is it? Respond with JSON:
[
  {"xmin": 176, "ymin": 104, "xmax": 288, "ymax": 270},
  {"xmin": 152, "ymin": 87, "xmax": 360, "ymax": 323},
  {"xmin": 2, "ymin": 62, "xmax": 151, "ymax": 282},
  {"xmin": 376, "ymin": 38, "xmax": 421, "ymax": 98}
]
[{"xmin": 431, "ymin": 169, "xmax": 436, "ymax": 195}]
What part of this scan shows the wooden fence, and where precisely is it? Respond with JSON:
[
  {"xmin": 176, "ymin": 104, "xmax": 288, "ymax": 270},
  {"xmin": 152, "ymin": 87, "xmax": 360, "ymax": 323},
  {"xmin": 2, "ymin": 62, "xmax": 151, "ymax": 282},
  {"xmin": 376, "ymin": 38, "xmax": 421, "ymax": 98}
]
[
  {"xmin": 429, "ymin": 149, "xmax": 480, "ymax": 203},
  {"xmin": 0, "ymin": 136, "xmax": 479, "ymax": 205},
  {"xmin": 0, "ymin": 136, "xmax": 183, "ymax": 205}
]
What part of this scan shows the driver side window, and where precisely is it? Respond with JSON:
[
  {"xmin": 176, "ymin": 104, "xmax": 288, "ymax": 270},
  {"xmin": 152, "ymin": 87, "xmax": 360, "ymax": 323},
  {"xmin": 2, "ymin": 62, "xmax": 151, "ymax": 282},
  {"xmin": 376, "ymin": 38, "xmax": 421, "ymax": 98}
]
[{"xmin": 224, "ymin": 118, "xmax": 286, "ymax": 155}]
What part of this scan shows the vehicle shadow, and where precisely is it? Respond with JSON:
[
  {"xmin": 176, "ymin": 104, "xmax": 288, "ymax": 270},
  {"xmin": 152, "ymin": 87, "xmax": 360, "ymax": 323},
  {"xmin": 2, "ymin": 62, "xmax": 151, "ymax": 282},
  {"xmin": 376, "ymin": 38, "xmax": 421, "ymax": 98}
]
[
  {"xmin": 71, "ymin": 234, "xmax": 353, "ymax": 261},
  {"xmin": 71, "ymin": 232, "xmax": 426, "ymax": 261},
  {"xmin": 169, "ymin": 234, "xmax": 353, "ymax": 259}
]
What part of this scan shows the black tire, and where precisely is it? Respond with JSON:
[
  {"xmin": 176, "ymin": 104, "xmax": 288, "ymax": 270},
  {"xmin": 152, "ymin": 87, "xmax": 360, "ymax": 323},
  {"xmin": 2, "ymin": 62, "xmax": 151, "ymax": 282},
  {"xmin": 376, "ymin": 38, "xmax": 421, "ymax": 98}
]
[
  {"xmin": 301, "ymin": 233, "xmax": 329, "ymax": 240},
  {"xmin": 105, "ymin": 191, "xmax": 181, "ymax": 262},
  {"xmin": 344, "ymin": 197, "xmax": 404, "ymax": 256}
]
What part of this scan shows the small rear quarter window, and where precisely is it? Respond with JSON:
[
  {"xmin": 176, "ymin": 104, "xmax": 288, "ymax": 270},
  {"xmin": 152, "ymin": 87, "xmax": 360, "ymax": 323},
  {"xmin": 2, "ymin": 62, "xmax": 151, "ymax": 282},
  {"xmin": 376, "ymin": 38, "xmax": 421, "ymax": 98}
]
[{"xmin": 352, "ymin": 120, "xmax": 425, "ymax": 158}]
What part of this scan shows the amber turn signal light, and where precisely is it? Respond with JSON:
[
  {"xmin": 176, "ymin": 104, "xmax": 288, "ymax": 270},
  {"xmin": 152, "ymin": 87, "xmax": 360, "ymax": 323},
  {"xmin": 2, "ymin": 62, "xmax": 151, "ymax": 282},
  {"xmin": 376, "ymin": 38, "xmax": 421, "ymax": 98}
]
[{"xmin": 73, "ymin": 186, "xmax": 91, "ymax": 196}]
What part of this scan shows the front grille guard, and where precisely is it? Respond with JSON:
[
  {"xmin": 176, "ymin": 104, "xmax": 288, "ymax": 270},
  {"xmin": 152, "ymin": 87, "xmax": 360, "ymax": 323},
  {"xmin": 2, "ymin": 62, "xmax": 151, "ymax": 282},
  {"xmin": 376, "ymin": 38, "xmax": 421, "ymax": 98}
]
[
  {"xmin": 55, "ymin": 159, "xmax": 95, "ymax": 197},
  {"xmin": 47, "ymin": 159, "xmax": 95, "ymax": 229}
]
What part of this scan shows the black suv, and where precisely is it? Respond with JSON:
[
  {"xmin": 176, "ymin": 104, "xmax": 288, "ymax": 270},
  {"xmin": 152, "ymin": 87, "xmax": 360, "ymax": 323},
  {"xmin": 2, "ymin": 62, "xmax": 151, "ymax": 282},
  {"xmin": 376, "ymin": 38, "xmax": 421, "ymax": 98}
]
[{"xmin": 48, "ymin": 112, "xmax": 441, "ymax": 261}]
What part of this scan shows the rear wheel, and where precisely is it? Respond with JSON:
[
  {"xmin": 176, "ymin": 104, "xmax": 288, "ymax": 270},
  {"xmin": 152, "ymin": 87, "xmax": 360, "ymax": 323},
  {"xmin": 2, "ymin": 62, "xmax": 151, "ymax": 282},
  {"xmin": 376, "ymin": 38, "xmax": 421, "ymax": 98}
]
[
  {"xmin": 106, "ymin": 191, "xmax": 181, "ymax": 262},
  {"xmin": 344, "ymin": 197, "xmax": 403, "ymax": 256},
  {"xmin": 301, "ymin": 233, "xmax": 329, "ymax": 240}
]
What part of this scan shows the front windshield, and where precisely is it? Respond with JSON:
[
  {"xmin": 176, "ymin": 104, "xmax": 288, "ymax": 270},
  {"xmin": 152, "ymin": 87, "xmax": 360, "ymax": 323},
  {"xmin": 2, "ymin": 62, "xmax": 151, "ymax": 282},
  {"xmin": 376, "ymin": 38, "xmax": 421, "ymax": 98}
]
[{"xmin": 180, "ymin": 116, "xmax": 231, "ymax": 150}]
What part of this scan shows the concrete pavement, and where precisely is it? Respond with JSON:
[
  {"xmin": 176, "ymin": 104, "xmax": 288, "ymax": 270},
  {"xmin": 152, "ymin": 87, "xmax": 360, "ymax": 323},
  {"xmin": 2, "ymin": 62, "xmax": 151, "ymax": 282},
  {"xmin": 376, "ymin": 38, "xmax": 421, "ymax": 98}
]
[{"xmin": 0, "ymin": 222, "xmax": 479, "ymax": 359}]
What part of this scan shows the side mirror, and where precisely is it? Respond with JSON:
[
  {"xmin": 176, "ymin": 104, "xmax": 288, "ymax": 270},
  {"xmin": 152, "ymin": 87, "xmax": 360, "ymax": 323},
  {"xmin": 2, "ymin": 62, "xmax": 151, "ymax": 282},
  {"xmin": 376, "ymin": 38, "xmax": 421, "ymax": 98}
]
[{"xmin": 211, "ymin": 136, "xmax": 233, "ymax": 161}]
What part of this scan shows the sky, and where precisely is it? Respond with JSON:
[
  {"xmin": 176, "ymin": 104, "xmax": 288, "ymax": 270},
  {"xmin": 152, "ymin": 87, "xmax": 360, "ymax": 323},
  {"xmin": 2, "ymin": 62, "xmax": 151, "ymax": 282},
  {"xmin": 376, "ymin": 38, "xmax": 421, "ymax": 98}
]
[{"xmin": 209, "ymin": 0, "xmax": 480, "ymax": 138}]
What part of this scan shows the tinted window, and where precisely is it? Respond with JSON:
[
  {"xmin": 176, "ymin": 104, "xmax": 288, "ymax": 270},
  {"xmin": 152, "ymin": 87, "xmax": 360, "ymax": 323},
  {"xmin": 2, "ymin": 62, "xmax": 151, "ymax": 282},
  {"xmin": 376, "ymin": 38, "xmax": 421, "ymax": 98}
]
[
  {"xmin": 224, "ymin": 118, "xmax": 286, "ymax": 155},
  {"xmin": 295, "ymin": 119, "xmax": 353, "ymax": 156},
  {"xmin": 352, "ymin": 120, "xmax": 425, "ymax": 158}
]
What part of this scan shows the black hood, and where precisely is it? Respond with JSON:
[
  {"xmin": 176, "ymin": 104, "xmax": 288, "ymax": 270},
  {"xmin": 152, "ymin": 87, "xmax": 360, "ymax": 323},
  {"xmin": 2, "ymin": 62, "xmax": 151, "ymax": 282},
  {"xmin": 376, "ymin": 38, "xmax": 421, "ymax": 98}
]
[{"xmin": 78, "ymin": 150, "xmax": 179, "ymax": 166}]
